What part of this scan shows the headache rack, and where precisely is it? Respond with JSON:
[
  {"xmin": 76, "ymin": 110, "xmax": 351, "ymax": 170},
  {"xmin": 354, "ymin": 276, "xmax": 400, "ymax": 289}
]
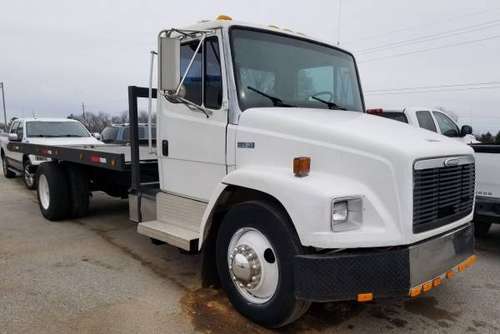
[{"xmin": 413, "ymin": 156, "xmax": 475, "ymax": 233}]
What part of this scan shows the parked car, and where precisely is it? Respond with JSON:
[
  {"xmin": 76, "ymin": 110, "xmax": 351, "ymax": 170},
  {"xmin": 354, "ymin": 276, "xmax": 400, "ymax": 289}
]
[
  {"xmin": 367, "ymin": 107, "xmax": 478, "ymax": 144},
  {"xmin": 367, "ymin": 107, "xmax": 500, "ymax": 235},
  {"xmin": 0, "ymin": 117, "xmax": 103, "ymax": 189},
  {"xmin": 101, "ymin": 123, "xmax": 156, "ymax": 144}
]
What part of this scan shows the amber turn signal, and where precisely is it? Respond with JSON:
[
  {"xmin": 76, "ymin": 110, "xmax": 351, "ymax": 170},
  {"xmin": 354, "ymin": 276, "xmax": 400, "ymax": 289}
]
[
  {"xmin": 446, "ymin": 271, "xmax": 455, "ymax": 279},
  {"xmin": 293, "ymin": 157, "xmax": 311, "ymax": 177},
  {"xmin": 357, "ymin": 292, "xmax": 373, "ymax": 302}
]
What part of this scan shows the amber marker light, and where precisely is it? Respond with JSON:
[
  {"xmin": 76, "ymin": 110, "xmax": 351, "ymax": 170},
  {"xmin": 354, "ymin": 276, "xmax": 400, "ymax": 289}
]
[
  {"xmin": 293, "ymin": 157, "xmax": 311, "ymax": 177},
  {"xmin": 409, "ymin": 286, "xmax": 422, "ymax": 298},
  {"xmin": 433, "ymin": 277, "xmax": 442, "ymax": 287},
  {"xmin": 422, "ymin": 281, "xmax": 433, "ymax": 292},
  {"xmin": 216, "ymin": 15, "xmax": 232, "ymax": 21},
  {"xmin": 357, "ymin": 293, "xmax": 373, "ymax": 302}
]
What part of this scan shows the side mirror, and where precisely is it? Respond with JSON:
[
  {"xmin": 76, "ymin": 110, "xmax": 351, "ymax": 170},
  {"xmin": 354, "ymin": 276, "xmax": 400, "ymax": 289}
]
[
  {"xmin": 158, "ymin": 35, "xmax": 180, "ymax": 93},
  {"xmin": 92, "ymin": 133, "xmax": 101, "ymax": 140},
  {"xmin": 461, "ymin": 125, "xmax": 473, "ymax": 137},
  {"xmin": 8, "ymin": 133, "xmax": 19, "ymax": 142}
]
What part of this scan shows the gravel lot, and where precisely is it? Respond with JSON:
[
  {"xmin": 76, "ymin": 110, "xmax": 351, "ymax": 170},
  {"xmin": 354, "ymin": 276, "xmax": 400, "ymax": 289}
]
[{"xmin": 1, "ymin": 169, "xmax": 500, "ymax": 334}]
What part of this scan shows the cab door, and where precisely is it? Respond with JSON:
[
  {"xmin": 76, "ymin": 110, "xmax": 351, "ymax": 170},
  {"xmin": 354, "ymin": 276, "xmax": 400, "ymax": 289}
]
[
  {"xmin": 7, "ymin": 120, "xmax": 23, "ymax": 169},
  {"xmin": 157, "ymin": 32, "xmax": 228, "ymax": 201}
]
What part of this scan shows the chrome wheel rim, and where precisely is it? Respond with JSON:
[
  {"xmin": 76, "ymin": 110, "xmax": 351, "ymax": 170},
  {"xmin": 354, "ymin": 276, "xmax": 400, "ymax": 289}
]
[
  {"xmin": 227, "ymin": 227, "xmax": 279, "ymax": 304},
  {"xmin": 24, "ymin": 164, "xmax": 35, "ymax": 187},
  {"xmin": 38, "ymin": 174, "xmax": 50, "ymax": 210}
]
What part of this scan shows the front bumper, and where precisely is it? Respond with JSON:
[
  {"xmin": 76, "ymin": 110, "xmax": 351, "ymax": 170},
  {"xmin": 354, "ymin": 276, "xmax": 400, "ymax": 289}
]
[{"xmin": 293, "ymin": 222, "xmax": 474, "ymax": 302}]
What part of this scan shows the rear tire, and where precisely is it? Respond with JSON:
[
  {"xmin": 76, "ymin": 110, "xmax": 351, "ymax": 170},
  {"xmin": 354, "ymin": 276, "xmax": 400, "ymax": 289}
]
[
  {"xmin": 2, "ymin": 154, "xmax": 15, "ymax": 178},
  {"xmin": 23, "ymin": 159, "xmax": 36, "ymax": 190},
  {"xmin": 65, "ymin": 164, "xmax": 90, "ymax": 218},
  {"xmin": 215, "ymin": 200, "xmax": 310, "ymax": 328},
  {"xmin": 474, "ymin": 220, "xmax": 491, "ymax": 237},
  {"xmin": 36, "ymin": 162, "xmax": 70, "ymax": 221}
]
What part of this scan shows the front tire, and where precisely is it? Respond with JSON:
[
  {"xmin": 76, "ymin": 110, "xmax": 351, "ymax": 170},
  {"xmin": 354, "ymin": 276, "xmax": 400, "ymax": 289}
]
[
  {"xmin": 23, "ymin": 159, "xmax": 36, "ymax": 190},
  {"xmin": 215, "ymin": 201, "xmax": 310, "ymax": 328},
  {"xmin": 36, "ymin": 162, "xmax": 70, "ymax": 221},
  {"xmin": 2, "ymin": 154, "xmax": 15, "ymax": 178}
]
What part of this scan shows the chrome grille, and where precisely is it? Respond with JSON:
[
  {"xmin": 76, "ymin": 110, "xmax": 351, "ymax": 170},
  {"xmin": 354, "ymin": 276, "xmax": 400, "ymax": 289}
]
[{"xmin": 413, "ymin": 157, "xmax": 475, "ymax": 233}]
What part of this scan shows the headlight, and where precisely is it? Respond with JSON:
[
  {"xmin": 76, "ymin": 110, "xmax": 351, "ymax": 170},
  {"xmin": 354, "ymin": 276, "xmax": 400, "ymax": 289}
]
[
  {"xmin": 35, "ymin": 155, "xmax": 49, "ymax": 161},
  {"xmin": 331, "ymin": 196, "xmax": 363, "ymax": 232}
]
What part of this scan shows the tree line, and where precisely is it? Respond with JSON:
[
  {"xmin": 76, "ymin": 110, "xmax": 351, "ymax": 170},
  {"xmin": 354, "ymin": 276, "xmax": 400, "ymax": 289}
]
[
  {"xmin": 476, "ymin": 131, "xmax": 500, "ymax": 144},
  {"xmin": 67, "ymin": 110, "xmax": 156, "ymax": 133}
]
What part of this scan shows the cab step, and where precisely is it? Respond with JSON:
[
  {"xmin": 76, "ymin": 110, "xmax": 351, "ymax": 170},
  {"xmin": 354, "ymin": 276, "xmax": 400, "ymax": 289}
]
[
  {"xmin": 138, "ymin": 220, "xmax": 199, "ymax": 251},
  {"xmin": 137, "ymin": 192, "xmax": 207, "ymax": 252}
]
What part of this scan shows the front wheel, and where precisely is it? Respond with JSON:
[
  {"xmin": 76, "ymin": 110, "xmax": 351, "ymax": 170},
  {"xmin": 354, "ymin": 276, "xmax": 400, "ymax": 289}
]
[
  {"xmin": 2, "ymin": 154, "xmax": 15, "ymax": 178},
  {"xmin": 23, "ymin": 159, "xmax": 36, "ymax": 190},
  {"xmin": 215, "ymin": 201, "xmax": 310, "ymax": 328}
]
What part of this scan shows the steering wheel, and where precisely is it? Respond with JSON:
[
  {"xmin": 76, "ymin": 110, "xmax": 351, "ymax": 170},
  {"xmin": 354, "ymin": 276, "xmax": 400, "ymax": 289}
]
[{"xmin": 310, "ymin": 91, "xmax": 334, "ymax": 102}]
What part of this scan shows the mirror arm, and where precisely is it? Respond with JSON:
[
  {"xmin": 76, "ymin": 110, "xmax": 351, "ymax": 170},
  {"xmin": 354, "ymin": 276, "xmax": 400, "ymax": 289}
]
[
  {"xmin": 164, "ymin": 94, "xmax": 211, "ymax": 118},
  {"xmin": 176, "ymin": 34, "xmax": 206, "ymax": 95}
]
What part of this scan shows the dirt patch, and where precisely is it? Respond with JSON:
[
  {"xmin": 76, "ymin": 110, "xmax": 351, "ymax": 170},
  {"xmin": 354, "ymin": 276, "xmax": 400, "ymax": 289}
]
[
  {"xmin": 181, "ymin": 288, "xmax": 271, "ymax": 334},
  {"xmin": 368, "ymin": 305, "xmax": 407, "ymax": 328},
  {"xmin": 181, "ymin": 288, "xmax": 368, "ymax": 333},
  {"xmin": 284, "ymin": 302, "xmax": 366, "ymax": 333},
  {"xmin": 404, "ymin": 297, "xmax": 460, "ymax": 322}
]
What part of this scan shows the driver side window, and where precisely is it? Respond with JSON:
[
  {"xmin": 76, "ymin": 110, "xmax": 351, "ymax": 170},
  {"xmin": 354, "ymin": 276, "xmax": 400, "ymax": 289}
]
[
  {"xmin": 433, "ymin": 111, "xmax": 459, "ymax": 137},
  {"xmin": 180, "ymin": 36, "xmax": 222, "ymax": 109},
  {"xmin": 9, "ymin": 121, "xmax": 18, "ymax": 134}
]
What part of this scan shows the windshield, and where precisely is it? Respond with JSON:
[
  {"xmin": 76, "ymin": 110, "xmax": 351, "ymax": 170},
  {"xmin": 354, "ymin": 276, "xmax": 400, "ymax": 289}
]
[
  {"xmin": 230, "ymin": 27, "xmax": 364, "ymax": 112},
  {"xmin": 26, "ymin": 121, "xmax": 90, "ymax": 138}
]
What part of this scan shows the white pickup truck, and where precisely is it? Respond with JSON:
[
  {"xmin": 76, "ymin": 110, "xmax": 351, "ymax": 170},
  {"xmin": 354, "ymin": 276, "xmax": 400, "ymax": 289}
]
[
  {"xmin": 367, "ymin": 107, "xmax": 477, "ymax": 144},
  {"xmin": 369, "ymin": 107, "xmax": 499, "ymax": 235},
  {"xmin": 7, "ymin": 18, "xmax": 477, "ymax": 327},
  {"xmin": 1, "ymin": 117, "xmax": 102, "ymax": 189}
]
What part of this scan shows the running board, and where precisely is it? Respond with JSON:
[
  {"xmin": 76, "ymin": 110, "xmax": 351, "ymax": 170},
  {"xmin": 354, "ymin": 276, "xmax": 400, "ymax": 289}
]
[
  {"xmin": 137, "ymin": 220, "xmax": 198, "ymax": 251},
  {"xmin": 137, "ymin": 192, "xmax": 206, "ymax": 252}
]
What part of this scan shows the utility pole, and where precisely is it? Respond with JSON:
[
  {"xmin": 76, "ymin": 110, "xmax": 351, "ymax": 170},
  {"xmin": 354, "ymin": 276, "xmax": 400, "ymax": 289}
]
[
  {"xmin": 0, "ymin": 82, "xmax": 7, "ymax": 132},
  {"xmin": 81, "ymin": 102, "xmax": 86, "ymax": 121}
]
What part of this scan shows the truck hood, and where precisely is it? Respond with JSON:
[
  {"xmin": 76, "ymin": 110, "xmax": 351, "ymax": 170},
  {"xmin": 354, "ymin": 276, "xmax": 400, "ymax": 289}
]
[
  {"xmin": 25, "ymin": 137, "xmax": 103, "ymax": 146},
  {"xmin": 235, "ymin": 107, "xmax": 475, "ymax": 247},
  {"xmin": 238, "ymin": 107, "xmax": 473, "ymax": 160}
]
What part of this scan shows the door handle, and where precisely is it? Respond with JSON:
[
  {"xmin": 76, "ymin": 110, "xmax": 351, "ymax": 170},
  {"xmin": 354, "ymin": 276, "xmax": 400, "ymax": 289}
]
[{"xmin": 162, "ymin": 140, "xmax": 168, "ymax": 156}]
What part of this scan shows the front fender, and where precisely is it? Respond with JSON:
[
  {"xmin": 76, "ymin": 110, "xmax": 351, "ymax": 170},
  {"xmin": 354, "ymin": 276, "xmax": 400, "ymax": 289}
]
[{"xmin": 200, "ymin": 167, "xmax": 405, "ymax": 250}]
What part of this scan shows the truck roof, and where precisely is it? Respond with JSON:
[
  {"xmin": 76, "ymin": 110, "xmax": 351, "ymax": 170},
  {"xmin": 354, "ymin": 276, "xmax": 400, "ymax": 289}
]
[{"xmin": 181, "ymin": 18, "xmax": 354, "ymax": 56}]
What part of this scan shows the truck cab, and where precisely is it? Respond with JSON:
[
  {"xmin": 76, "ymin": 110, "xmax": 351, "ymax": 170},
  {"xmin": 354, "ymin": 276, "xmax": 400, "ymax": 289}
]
[{"xmin": 133, "ymin": 18, "xmax": 476, "ymax": 327}]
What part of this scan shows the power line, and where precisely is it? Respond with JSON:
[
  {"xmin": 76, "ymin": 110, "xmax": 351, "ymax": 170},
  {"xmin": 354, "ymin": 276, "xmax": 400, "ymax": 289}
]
[
  {"xmin": 343, "ymin": 8, "xmax": 498, "ymax": 45},
  {"xmin": 365, "ymin": 85, "xmax": 500, "ymax": 95},
  {"xmin": 356, "ymin": 19, "xmax": 500, "ymax": 54},
  {"xmin": 358, "ymin": 34, "xmax": 500, "ymax": 63},
  {"xmin": 365, "ymin": 81, "xmax": 500, "ymax": 93}
]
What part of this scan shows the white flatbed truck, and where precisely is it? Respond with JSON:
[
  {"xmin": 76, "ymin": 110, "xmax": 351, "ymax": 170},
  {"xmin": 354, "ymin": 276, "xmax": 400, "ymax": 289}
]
[{"xmin": 7, "ymin": 17, "xmax": 477, "ymax": 327}]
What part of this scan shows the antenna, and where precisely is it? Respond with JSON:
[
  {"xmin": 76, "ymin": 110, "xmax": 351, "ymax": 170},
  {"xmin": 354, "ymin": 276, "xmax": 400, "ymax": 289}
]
[{"xmin": 336, "ymin": 0, "xmax": 342, "ymax": 46}]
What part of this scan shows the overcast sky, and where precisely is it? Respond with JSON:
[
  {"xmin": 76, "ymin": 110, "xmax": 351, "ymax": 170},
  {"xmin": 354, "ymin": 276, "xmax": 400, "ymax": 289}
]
[{"xmin": 1, "ymin": 0, "xmax": 499, "ymax": 133}]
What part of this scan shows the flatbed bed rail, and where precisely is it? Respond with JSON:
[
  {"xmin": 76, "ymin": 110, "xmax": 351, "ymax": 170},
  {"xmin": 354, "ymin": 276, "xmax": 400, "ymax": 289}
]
[{"xmin": 6, "ymin": 142, "xmax": 132, "ymax": 171}]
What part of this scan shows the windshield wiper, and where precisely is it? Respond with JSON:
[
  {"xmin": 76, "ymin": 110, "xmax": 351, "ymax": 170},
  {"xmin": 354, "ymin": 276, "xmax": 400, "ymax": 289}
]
[
  {"xmin": 64, "ymin": 134, "xmax": 85, "ymax": 137},
  {"xmin": 311, "ymin": 96, "xmax": 346, "ymax": 110},
  {"xmin": 247, "ymin": 86, "xmax": 295, "ymax": 107}
]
